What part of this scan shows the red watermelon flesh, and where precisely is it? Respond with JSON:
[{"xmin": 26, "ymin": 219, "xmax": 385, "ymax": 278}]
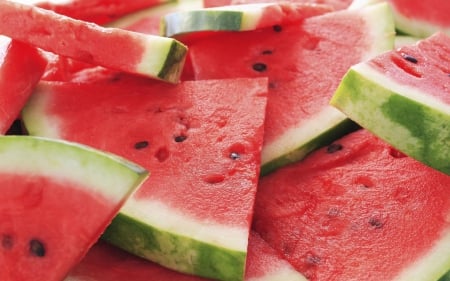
[
  {"xmin": 0, "ymin": 0, "xmax": 187, "ymax": 83},
  {"xmin": 0, "ymin": 36, "xmax": 47, "ymax": 134},
  {"xmin": 0, "ymin": 136, "xmax": 148, "ymax": 281},
  {"xmin": 184, "ymin": 3, "xmax": 394, "ymax": 174},
  {"xmin": 30, "ymin": 0, "xmax": 169, "ymax": 25},
  {"xmin": 252, "ymin": 129, "xmax": 450, "ymax": 281},
  {"xmin": 67, "ymin": 231, "xmax": 306, "ymax": 281},
  {"xmin": 22, "ymin": 76, "xmax": 268, "ymax": 280}
]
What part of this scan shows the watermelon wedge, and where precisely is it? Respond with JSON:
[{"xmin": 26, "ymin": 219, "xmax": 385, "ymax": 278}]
[
  {"xmin": 252, "ymin": 129, "xmax": 450, "ymax": 281},
  {"xmin": 330, "ymin": 32, "xmax": 450, "ymax": 176},
  {"xmin": 0, "ymin": 35, "xmax": 47, "ymax": 134},
  {"xmin": 0, "ymin": 0, "xmax": 187, "ymax": 83},
  {"xmin": 203, "ymin": 0, "xmax": 353, "ymax": 10},
  {"xmin": 66, "ymin": 231, "xmax": 307, "ymax": 281},
  {"xmin": 161, "ymin": 3, "xmax": 332, "ymax": 38},
  {"xmin": 22, "ymin": 0, "xmax": 171, "ymax": 24},
  {"xmin": 0, "ymin": 135, "xmax": 148, "ymax": 281},
  {"xmin": 21, "ymin": 76, "xmax": 269, "ymax": 281},
  {"xmin": 179, "ymin": 3, "xmax": 394, "ymax": 174}
]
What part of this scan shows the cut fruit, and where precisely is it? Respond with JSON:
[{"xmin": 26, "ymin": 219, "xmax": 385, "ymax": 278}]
[
  {"xmin": 182, "ymin": 3, "xmax": 395, "ymax": 174},
  {"xmin": 0, "ymin": 135, "xmax": 148, "ymax": 281},
  {"xmin": 0, "ymin": 0, "xmax": 187, "ymax": 83},
  {"xmin": 22, "ymin": 76, "xmax": 269, "ymax": 281},
  {"xmin": 161, "ymin": 3, "xmax": 332, "ymax": 38},
  {"xmin": 253, "ymin": 129, "xmax": 450, "ymax": 281},
  {"xmin": 330, "ymin": 32, "xmax": 450, "ymax": 175},
  {"xmin": 0, "ymin": 35, "xmax": 47, "ymax": 134}
]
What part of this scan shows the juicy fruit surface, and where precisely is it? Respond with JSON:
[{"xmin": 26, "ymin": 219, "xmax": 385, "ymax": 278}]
[
  {"xmin": 253, "ymin": 129, "xmax": 450, "ymax": 280},
  {"xmin": 183, "ymin": 3, "xmax": 394, "ymax": 173},
  {"xmin": 22, "ymin": 76, "xmax": 268, "ymax": 281},
  {"xmin": 0, "ymin": 135, "xmax": 148, "ymax": 281},
  {"xmin": 331, "ymin": 32, "xmax": 450, "ymax": 175}
]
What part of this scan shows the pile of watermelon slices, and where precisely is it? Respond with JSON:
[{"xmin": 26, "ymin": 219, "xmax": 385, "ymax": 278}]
[{"xmin": 1, "ymin": 0, "xmax": 450, "ymax": 280}]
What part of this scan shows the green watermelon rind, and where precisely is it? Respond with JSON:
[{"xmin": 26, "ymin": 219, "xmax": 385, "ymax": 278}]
[
  {"xmin": 102, "ymin": 201, "xmax": 247, "ymax": 281},
  {"xmin": 261, "ymin": 2, "xmax": 395, "ymax": 175},
  {"xmin": 0, "ymin": 135, "xmax": 148, "ymax": 201},
  {"xmin": 330, "ymin": 63, "xmax": 450, "ymax": 175}
]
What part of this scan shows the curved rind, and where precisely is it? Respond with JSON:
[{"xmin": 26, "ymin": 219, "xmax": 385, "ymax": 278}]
[
  {"xmin": 102, "ymin": 211, "xmax": 246, "ymax": 281},
  {"xmin": 0, "ymin": 135, "xmax": 148, "ymax": 201},
  {"xmin": 330, "ymin": 63, "xmax": 450, "ymax": 175}
]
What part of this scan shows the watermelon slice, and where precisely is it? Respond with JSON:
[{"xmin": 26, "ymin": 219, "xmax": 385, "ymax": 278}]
[
  {"xmin": 161, "ymin": 3, "xmax": 332, "ymax": 38},
  {"xmin": 0, "ymin": 35, "xmax": 47, "ymax": 134},
  {"xmin": 66, "ymin": 231, "xmax": 307, "ymax": 281},
  {"xmin": 180, "ymin": 3, "xmax": 394, "ymax": 175},
  {"xmin": 0, "ymin": 135, "xmax": 148, "ymax": 281},
  {"xmin": 19, "ymin": 0, "xmax": 171, "ymax": 24},
  {"xmin": 330, "ymin": 32, "xmax": 450, "ymax": 176},
  {"xmin": 388, "ymin": 0, "xmax": 450, "ymax": 38},
  {"xmin": 21, "ymin": 76, "xmax": 269, "ymax": 281},
  {"xmin": 252, "ymin": 129, "xmax": 450, "ymax": 280},
  {"xmin": 203, "ymin": 0, "xmax": 353, "ymax": 10},
  {"xmin": 0, "ymin": 0, "xmax": 187, "ymax": 83}
]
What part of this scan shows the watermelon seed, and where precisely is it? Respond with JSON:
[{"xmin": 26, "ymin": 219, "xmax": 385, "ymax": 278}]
[
  {"xmin": 326, "ymin": 143, "xmax": 343, "ymax": 153},
  {"xmin": 272, "ymin": 25, "xmax": 282, "ymax": 32},
  {"xmin": 134, "ymin": 141, "xmax": 149, "ymax": 150},
  {"xmin": 368, "ymin": 217, "xmax": 384, "ymax": 229},
  {"xmin": 252, "ymin": 63, "xmax": 267, "ymax": 72},
  {"xmin": 1, "ymin": 234, "xmax": 13, "ymax": 250},
  {"xmin": 401, "ymin": 53, "xmax": 418, "ymax": 64},
  {"xmin": 29, "ymin": 239, "xmax": 46, "ymax": 257},
  {"xmin": 262, "ymin": 50, "xmax": 273, "ymax": 55},
  {"xmin": 174, "ymin": 135, "xmax": 187, "ymax": 142},
  {"xmin": 230, "ymin": 152, "xmax": 240, "ymax": 160},
  {"xmin": 204, "ymin": 174, "xmax": 225, "ymax": 184}
]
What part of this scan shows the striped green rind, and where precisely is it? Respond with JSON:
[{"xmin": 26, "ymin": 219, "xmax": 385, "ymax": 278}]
[
  {"xmin": 156, "ymin": 39, "xmax": 188, "ymax": 83},
  {"xmin": 0, "ymin": 135, "xmax": 148, "ymax": 200},
  {"xmin": 330, "ymin": 63, "xmax": 450, "ymax": 175},
  {"xmin": 102, "ymin": 208, "xmax": 246, "ymax": 281}
]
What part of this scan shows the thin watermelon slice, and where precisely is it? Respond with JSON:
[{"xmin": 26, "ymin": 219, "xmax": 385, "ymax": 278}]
[
  {"xmin": 252, "ymin": 129, "xmax": 450, "ymax": 280},
  {"xmin": 20, "ymin": 0, "xmax": 171, "ymax": 24},
  {"xmin": 330, "ymin": 32, "xmax": 450, "ymax": 176},
  {"xmin": 203, "ymin": 0, "xmax": 352, "ymax": 10},
  {"xmin": 21, "ymin": 76, "xmax": 269, "ymax": 281},
  {"xmin": 0, "ymin": 35, "xmax": 47, "ymax": 134},
  {"xmin": 180, "ymin": 3, "xmax": 394, "ymax": 175},
  {"xmin": 0, "ymin": 0, "xmax": 187, "ymax": 83},
  {"xmin": 161, "ymin": 3, "xmax": 332, "ymax": 38},
  {"xmin": 0, "ymin": 135, "xmax": 148, "ymax": 281},
  {"xmin": 66, "ymin": 231, "xmax": 307, "ymax": 281}
]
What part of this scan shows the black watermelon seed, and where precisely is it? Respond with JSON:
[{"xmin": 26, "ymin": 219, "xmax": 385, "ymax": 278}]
[
  {"xmin": 2, "ymin": 234, "xmax": 13, "ymax": 250},
  {"xmin": 174, "ymin": 135, "xmax": 187, "ymax": 143},
  {"xmin": 252, "ymin": 63, "xmax": 267, "ymax": 72},
  {"xmin": 273, "ymin": 25, "xmax": 282, "ymax": 32},
  {"xmin": 230, "ymin": 152, "xmax": 240, "ymax": 160},
  {"xmin": 134, "ymin": 140, "xmax": 149, "ymax": 150},
  {"xmin": 326, "ymin": 143, "xmax": 343, "ymax": 153},
  {"xmin": 29, "ymin": 239, "xmax": 46, "ymax": 257},
  {"xmin": 368, "ymin": 218, "xmax": 384, "ymax": 229},
  {"xmin": 401, "ymin": 53, "xmax": 418, "ymax": 64}
]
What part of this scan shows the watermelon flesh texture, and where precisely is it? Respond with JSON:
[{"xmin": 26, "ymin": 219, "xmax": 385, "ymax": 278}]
[
  {"xmin": 203, "ymin": 0, "xmax": 353, "ymax": 10},
  {"xmin": 21, "ymin": 76, "xmax": 268, "ymax": 281},
  {"xmin": 66, "ymin": 231, "xmax": 307, "ymax": 281},
  {"xmin": 183, "ymin": 3, "xmax": 394, "ymax": 175},
  {"xmin": 252, "ymin": 129, "xmax": 450, "ymax": 281},
  {"xmin": 388, "ymin": 0, "xmax": 450, "ymax": 37},
  {"xmin": 27, "ymin": 0, "xmax": 170, "ymax": 25},
  {"xmin": 330, "ymin": 32, "xmax": 450, "ymax": 176},
  {"xmin": 0, "ymin": 36, "xmax": 47, "ymax": 134},
  {"xmin": 0, "ymin": 135, "xmax": 148, "ymax": 281},
  {"xmin": 0, "ymin": 0, "xmax": 187, "ymax": 83}
]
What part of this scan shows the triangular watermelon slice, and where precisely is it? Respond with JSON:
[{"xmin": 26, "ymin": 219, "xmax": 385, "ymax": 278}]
[
  {"xmin": 175, "ymin": 3, "xmax": 395, "ymax": 175},
  {"xmin": 0, "ymin": 135, "xmax": 148, "ymax": 281},
  {"xmin": 252, "ymin": 129, "xmax": 450, "ymax": 280},
  {"xmin": 330, "ymin": 32, "xmax": 450, "ymax": 176},
  {"xmin": 0, "ymin": 35, "xmax": 47, "ymax": 134},
  {"xmin": 21, "ymin": 76, "xmax": 269, "ymax": 281}
]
